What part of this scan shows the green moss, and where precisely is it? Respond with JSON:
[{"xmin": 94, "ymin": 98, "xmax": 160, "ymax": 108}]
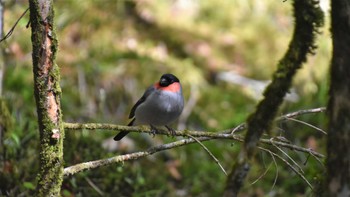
[
  {"xmin": 29, "ymin": 0, "xmax": 64, "ymax": 196},
  {"xmin": 225, "ymin": 0, "xmax": 324, "ymax": 194},
  {"xmin": 0, "ymin": 98, "xmax": 13, "ymax": 130}
]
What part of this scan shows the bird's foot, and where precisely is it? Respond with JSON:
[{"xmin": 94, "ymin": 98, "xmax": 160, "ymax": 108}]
[
  {"xmin": 150, "ymin": 125, "xmax": 158, "ymax": 137},
  {"xmin": 165, "ymin": 125, "xmax": 176, "ymax": 137}
]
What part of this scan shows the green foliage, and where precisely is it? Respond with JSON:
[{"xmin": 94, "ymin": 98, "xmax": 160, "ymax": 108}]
[{"xmin": 1, "ymin": 0, "xmax": 330, "ymax": 196}]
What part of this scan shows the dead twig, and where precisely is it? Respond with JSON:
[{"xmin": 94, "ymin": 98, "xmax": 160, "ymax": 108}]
[
  {"xmin": 258, "ymin": 147, "xmax": 314, "ymax": 191},
  {"xmin": 286, "ymin": 117, "xmax": 327, "ymax": 135},
  {"xmin": 250, "ymin": 163, "xmax": 273, "ymax": 185},
  {"xmin": 270, "ymin": 138, "xmax": 305, "ymax": 174},
  {"xmin": 269, "ymin": 150, "xmax": 279, "ymax": 190},
  {"xmin": 0, "ymin": 8, "xmax": 29, "ymax": 43},
  {"xmin": 84, "ymin": 177, "xmax": 104, "ymax": 196},
  {"xmin": 187, "ymin": 134, "xmax": 227, "ymax": 176}
]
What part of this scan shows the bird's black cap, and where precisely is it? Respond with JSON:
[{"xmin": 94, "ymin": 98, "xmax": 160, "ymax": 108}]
[{"xmin": 159, "ymin": 74, "xmax": 180, "ymax": 87}]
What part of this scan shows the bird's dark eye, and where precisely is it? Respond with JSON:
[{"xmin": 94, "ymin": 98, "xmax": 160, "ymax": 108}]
[{"xmin": 159, "ymin": 77, "xmax": 170, "ymax": 87}]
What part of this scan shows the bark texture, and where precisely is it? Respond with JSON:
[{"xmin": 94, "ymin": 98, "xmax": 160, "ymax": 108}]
[
  {"xmin": 326, "ymin": 0, "xmax": 350, "ymax": 195},
  {"xmin": 224, "ymin": 0, "xmax": 324, "ymax": 196},
  {"xmin": 29, "ymin": 0, "xmax": 64, "ymax": 196}
]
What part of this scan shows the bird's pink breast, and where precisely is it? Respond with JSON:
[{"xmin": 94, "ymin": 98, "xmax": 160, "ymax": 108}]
[{"xmin": 154, "ymin": 82, "xmax": 181, "ymax": 93}]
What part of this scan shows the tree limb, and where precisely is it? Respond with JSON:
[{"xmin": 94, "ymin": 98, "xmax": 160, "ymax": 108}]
[
  {"xmin": 64, "ymin": 137, "xmax": 211, "ymax": 176},
  {"xmin": 63, "ymin": 108, "xmax": 325, "ymax": 176}
]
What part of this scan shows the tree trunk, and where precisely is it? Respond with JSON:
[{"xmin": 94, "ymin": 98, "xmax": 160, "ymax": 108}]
[
  {"xmin": 326, "ymin": 0, "xmax": 350, "ymax": 196},
  {"xmin": 29, "ymin": 0, "xmax": 64, "ymax": 196},
  {"xmin": 223, "ymin": 0, "xmax": 324, "ymax": 195},
  {"xmin": 0, "ymin": 0, "xmax": 4, "ymax": 96}
]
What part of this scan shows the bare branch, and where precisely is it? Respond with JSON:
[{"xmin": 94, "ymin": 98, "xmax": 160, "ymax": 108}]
[
  {"xmin": 229, "ymin": 107, "xmax": 326, "ymax": 134},
  {"xmin": 187, "ymin": 134, "xmax": 227, "ymax": 176},
  {"xmin": 84, "ymin": 177, "xmax": 104, "ymax": 196},
  {"xmin": 63, "ymin": 131, "xmax": 324, "ymax": 176},
  {"xmin": 0, "ymin": 8, "xmax": 29, "ymax": 43},
  {"xmin": 309, "ymin": 151, "xmax": 326, "ymax": 168},
  {"xmin": 250, "ymin": 163, "xmax": 272, "ymax": 185},
  {"xmin": 64, "ymin": 137, "xmax": 211, "ymax": 176},
  {"xmin": 63, "ymin": 107, "xmax": 325, "ymax": 177},
  {"xmin": 269, "ymin": 151, "xmax": 279, "ymax": 190},
  {"xmin": 270, "ymin": 138, "xmax": 305, "ymax": 174},
  {"xmin": 64, "ymin": 122, "xmax": 324, "ymax": 159},
  {"xmin": 258, "ymin": 147, "xmax": 314, "ymax": 191},
  {"xmin": 286, "ymin": 117, "xmax": 327, "ymax": 135},
  {"xmin": 64, "ymin": 133, "xmax": 324, "ymax": 176},
  {"xmin": 278, "ymin": 107, "xmax": 326, "ymax": 120}
]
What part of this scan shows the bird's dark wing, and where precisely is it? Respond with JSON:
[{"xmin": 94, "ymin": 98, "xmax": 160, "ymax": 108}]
[{"xmin": 129, "ymin": 86, "xmax": 155, "ymax": 118}]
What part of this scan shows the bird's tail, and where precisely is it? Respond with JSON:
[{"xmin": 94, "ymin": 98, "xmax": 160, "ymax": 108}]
[{"xmin": 113, "ymin": 118, "xmax": 135, "ymax": 141}]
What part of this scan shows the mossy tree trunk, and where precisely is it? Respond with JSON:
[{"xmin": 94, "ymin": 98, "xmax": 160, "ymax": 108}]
[
  {"xmin": 326, "ymin": 0, "xmax": 350, "ymax": 195},
  {"xmin": 0, "ymin": 0, "xmax": 4, "ymax": 96},
  {"xmin": 29, "ymin": 0, "xmax": 64, "ymax": 196},
  {"xmin": 0, "ymin": 0, "xmax": 12, "ymax": 154},
  {"xmin": 223, "ymin": 0, "xmax": 323, "ymax": 196}
]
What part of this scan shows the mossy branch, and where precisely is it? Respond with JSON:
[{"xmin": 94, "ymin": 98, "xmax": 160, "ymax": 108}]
[
  {"xmin": 63, "ymin": 133, "xmax": 323, "ymax": 177},
  {"xmin": 224, "ymin": 0, "xmax": 324, "ymax": 196},
  {"xmin": 63, "ymin": 107, "xmax": 325, "ymax": 176}
]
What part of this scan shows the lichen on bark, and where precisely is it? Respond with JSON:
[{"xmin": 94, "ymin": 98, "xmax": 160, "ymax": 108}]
[{"xmin": 29, "ymin": 0, "xmax": 64, "ymax": 196}]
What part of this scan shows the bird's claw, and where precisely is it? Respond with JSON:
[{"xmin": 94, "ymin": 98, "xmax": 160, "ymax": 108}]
[
  {"xmin": 150, "ymin": 125, "xmax": 158, "ymax": 138},
  {"xmin": 165, "ymin": 125, "xmax": 176, "ymax": 137}
]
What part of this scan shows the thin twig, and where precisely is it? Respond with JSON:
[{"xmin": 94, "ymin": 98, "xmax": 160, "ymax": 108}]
[
  {"xmin": 250, "ymin": 163, "xmax": 272, "ymax": 185},
  {"xmin": 269, "ymin": 150, "xmax": 278, "ymax": 190},
  {"xmin": 258, "ymin": 147, "xmax": 314, "ymax": 191},
  {"xmin": 278, "ymin": 107, "xmax": 326, "ymax": 120},
  {"xmin": 270, "ymin": 138, "xmax": 305, "ymax": 174},
  {"xmin": 308, "ymin": 150, "xmax": 326, "ymax": 168},
  {"xmin": 249, "ymin": 150, "xmax": 279, "ymax": 189},
  {"xmin": 231, "ymin": 123, "xmax": 246, "ymax": 134},
  {"xmin": 187, "ymin": 134, "xmax": 227, "ymax": 176},
  {"xmin": 286, "ymin": 117, "xmax": 327, "ymax": 135},
  {"xmin": 232, "ymin": 107, "xmax": 326, "ymax": 134},
  {"xmin": 84, "ymin": 177, "xmax": 104, "ymax": 196},
  {"xmin": 0, "ymin": 8, "xmax": 29, "ymax": 43}
]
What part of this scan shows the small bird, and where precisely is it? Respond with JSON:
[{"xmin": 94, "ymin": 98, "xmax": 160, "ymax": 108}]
[{"xmin": 114, "ymin": 74, "xmax": 184, "ymax": 141}]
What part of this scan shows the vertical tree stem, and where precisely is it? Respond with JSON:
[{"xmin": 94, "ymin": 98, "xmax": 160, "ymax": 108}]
[
  {"xmin": 326, "ymin": 0, "xmax": 350, "ymax": 195},
  {"xmin": 29, "ymin": 0, "xmax": 64, "ymax": 196},
  {"xmin": 224, "ymin": 0, "xmax": 324, "ymax": 196}
]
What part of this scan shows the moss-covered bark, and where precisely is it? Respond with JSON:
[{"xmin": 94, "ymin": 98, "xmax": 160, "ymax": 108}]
[
  {"xmin": 326, "ymin": 0, "xmax": 350, "ymax": 195},
  {"xmin": 224, "ymin": 0, "xmax": 324, "ymax": 196},
  {"xmin": 29, "ymin": 0, "xmax": 64, "ymax": 196}
]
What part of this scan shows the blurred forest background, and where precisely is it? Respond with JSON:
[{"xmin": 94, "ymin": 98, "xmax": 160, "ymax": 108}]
[{"xmin": 1, "ymin": 0, "xmax": 330, "ymax": 196}]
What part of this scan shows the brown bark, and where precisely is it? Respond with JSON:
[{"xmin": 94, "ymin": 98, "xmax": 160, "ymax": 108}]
[
  {"xmin": 29, "ymin": 0, "xmax": 64, "ymax": 196},
  {"xmin": 326, "ymin": 0, "xmax": 350, "ymax": 195}
]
